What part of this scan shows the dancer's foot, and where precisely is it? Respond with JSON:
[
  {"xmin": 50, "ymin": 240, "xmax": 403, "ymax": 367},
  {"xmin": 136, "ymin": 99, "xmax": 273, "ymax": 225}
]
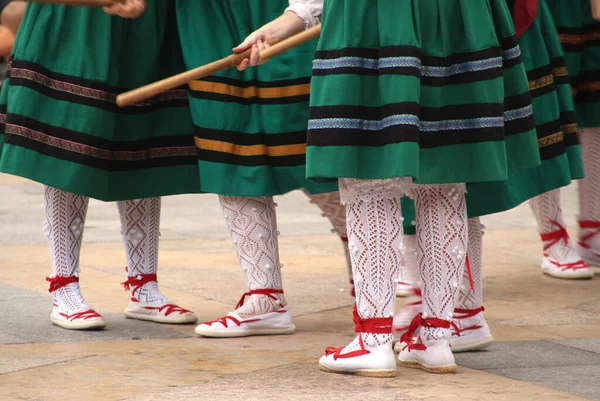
[
  {"xmin": 47, "ymin": 275, "xmax": 106, "ymax": 330},
  {"xmin": 122, "ymin": 273, "xmax": 197, "ymax": 324},
  {"xmin": 320, "ymin": 334, "xmax": 396, "ymax": 377},
  {"xmin": 540, "ymin": 221, "xmax": 593, "ymax": 279},
  {"xmin": 195, "ymin": 290, "xmax": 295, "ymax": 337},
  {"xmin": 449, "ymin": 307, "xmax": 494, "ymax": 353}
]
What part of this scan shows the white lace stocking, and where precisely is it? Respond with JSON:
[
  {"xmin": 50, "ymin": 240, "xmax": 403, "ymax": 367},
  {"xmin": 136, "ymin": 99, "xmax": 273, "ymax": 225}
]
[
  {"xmin": 529, "ymin": 189, "xmax": 582, "ymax": 263},
  {"xmin": 117, "ymin": 197, "xmax": 167, "ymax": 307},
  {"xmin": 219, "ymin": 196, "xmax": 285, "ymax": 317},
  {"xmin": 401, "ymin": 234, "xmax": 419, "ymax": 285},
  {"xmin": 579, "ymin": 128, "xmax": 600, "ymax": 248},
  {"xmin": 342, "ymin": 178, "xmax": 404, "ymax": 348},
  {"xmin": 305, "ymin": 191, "xmax": 352, "ymax": 282},
  {"xmin": 413, "ymin": 184, "xmax": 468, "ymax": 341},
  {"xmin": 456, "ymin": 218, "xmax": 483, "ymax": 310},
  {"xmin": 43, "ymin": 186, "xmax": 90, "ymax": 312}
]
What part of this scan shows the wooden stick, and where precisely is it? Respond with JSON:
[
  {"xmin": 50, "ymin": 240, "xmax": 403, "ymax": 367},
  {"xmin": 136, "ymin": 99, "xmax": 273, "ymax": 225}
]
[
  {"xmin": 30, "ymin": 0, "xmax": 119, "ymax": 7},
  {"xmin": 116, "ymin": 24, "xmax": 322, "ymax": 107}
]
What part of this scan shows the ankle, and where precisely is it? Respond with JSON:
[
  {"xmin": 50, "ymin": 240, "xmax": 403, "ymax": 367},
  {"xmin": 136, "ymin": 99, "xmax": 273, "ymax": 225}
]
[{"xmin": 234, "ymin": 290, "xmax": 287, "ymax": 316}]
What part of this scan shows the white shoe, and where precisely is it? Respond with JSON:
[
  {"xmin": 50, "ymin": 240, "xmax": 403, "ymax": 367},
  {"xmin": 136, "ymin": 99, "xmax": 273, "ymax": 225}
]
[
  {"xmin": 450, "ymin": 307, "xmax": 493, "ymax": 353},
  {"xmin": 50, "ymin": 305, "xmax": 106, "ymax": 330},
  {"xmin": 541, "ymin": 255, "xmax": 593, "ymax": 279},
  {"xmin": 124, "ymin": 298, "xmax": 198, "ymax": 324},
  {"xmin": 396, "ymin": 313, "xmax": 456, "ymax": 373},
  {"xmin": 538, "ymin": 222, "xmax": 593, "ymax": 279},
  {"xmin": 319, "ymin": 334, "xmax": 397, "ymax": 377},
  {"xmin": 195, "ymin": 306, "xmax": 295, "ymax": 337},
  {"xmin": 397, "ymin": 337, "xmax": 456, "ymax": 374},
  {"xmin": 47, "ymin": 275, "xmax": 106, "ymax": 330}
]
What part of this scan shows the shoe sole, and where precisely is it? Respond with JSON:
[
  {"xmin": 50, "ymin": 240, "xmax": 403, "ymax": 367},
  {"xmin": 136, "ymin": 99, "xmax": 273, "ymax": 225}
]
[
  {"xmin": 396, "ymin": 290, "xmax": 411, "ymax": 297},
  {"xmin": 541, "ymin": 268, "xmax": 594, "ymax": 280},
  {"xmin": 397, "ymin": 359, "xmax": 457, "ymax": 374},
  {"xmin": 195, "ymin": 325, "xmax": 296, "ymax": 338},
  {"xmin": 451, "ymin": 336, "xmax": 494, "ymax": 353},
  {"xmin": 319, "ymin": 363, "xmax": 396, "ymax": 378},
  {"xmin": 50, "ymin": 317, "xmax": 106, "ymax": 331},
  {"xmin": 124, "ymin": 311, "xmax": 198, "ymax": 324}
]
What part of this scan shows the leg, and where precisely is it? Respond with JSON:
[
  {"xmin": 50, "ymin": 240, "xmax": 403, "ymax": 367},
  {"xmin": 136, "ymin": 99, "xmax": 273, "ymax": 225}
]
[
  {"xmin": 118, "ymin": 197, "xmax": 197, "ymax": 324},
  {"xmin": 450, "ymin": 217, "xmax": 494, "ymax": 352},
  {"xmin": 304, "ymin": 191, "xmax": 354, "ymax": 295},
  {"xmin": 397, "ymin": 184, "xmax": 468, "ymax": 374},
  {"xmin": 44, "ymin": 186, "xmax": 105, "ymax": 330},
  {"xmin": 530, "ymin": 189, "xmax": 592, "ymax": 279},
  {"xmin": 396, "ymin": 197, "xmax": 417, "ymax": 297},
  {"xmin": 195, "ymin": 196, "xmax": 295, "ymax": 337},
  {"xmin": 319, "ymin": 178, "xmax": 405, "ymax": 377},
  {"xmin": 578, "ymin": 128, "xmax": 600, "ymax": 265},
  {"xmin": 392, "ymin": 233, "xmax": 422, "ymax": 340}
]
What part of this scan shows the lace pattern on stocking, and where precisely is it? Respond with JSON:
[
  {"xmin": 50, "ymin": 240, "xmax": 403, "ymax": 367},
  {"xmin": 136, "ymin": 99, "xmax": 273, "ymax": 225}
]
[
  {"xmin": 456, "ymin": 218, "xmax": 483, "ymax": 311},
  {"xmin": 219, "ymin": 196, "xmax": 284, "ymax": 317},
  {"xmin": 345, "ymin": 179, "xmax": 403, "ymax": 347},
  {"xmin": 43, "ymin": 186, "xmax": 90, "ymax": 312},
  {"xmin": 305, "ymin": 191, "xmax": 352, "ymax": 280},
  {"xmin": 339, "ymin": 177, "xmax": 412, "ymax": 205},
  {"xmin": 413, "ymin": 184, "xmax": 468, "ymax": 341},
  {"xmin": 401, "ymin": 234, "xmax": 419, "ymax": 285},
  {"xmin": 117, "ymin": 198, "xmax": 166, "ymax": 306}
]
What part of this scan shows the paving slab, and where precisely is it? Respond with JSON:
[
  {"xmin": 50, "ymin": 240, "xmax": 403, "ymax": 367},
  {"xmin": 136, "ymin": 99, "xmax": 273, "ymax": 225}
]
[
  {"xmin": 552, "ymin": 338, "xmax": 600, "ymax": 354},
  {"xmin": 454, "ymin": 340, "xmax": 600, "ymax": 370},
  {"xmin": 485, "ymin": 366, "xmax": 600, "ymax": 401}
]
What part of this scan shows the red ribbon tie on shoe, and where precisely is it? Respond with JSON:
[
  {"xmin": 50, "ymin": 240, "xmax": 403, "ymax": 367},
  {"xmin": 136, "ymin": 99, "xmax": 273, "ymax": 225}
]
[
  {"xmin": 121, "ymin": 272, "xmax": 157, "ymax": 294},
  {"xmin": 324, "ymin": 306, "xmax": 393, "ymax": 360},
  {"xmin": 541, "ymin": 220, "xmax": 570, "ymax": 251},
  {"xmin": 541, "ymin": 221, "xmax": 590, "ymax": 271},
  {"xmin": 451, "ymin": 307, "xmax": 485, "ymax": 337},
  {"xmin": 235, "ymin": 289, "xmax": 284, "ymax": 310},
  {"xmin": 579, "ymin": 220, "xmax": 600, "ymax": 251},
  {"xmin": 400, "ymin": 313, "xmax": 451, "ymax": 352},
  {"xmin": 59, "ymin": 309, "xmax": 102, "ymax": 321},
  {"xmin": 46, "ymin": 275, "xmax": 79, "ymax": 293}
]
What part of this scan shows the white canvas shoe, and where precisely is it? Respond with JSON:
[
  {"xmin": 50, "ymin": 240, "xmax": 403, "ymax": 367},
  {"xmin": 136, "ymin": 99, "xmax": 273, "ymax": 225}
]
[
  {"xmin": 195, "ymin": 290, "xmax": 295, "ymax": 337},
  {"xmin": 47, "ymin": 275, "xmax": 106, "ymax": 330},
  {"xmin": 449, "ymin": 307, "xmax": 494, "ymax": 353},
  {"xmin": 319, "ymin": 334, "xmax": 397, "ymax": 377}
]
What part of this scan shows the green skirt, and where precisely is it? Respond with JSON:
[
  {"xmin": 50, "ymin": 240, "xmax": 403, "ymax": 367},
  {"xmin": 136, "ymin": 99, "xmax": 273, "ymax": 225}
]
[
  {"xmin": 0, "ymin": 2, "xmax": 200, "ymax": 201},
  {"xmin": 546, "ymin": 0, "xmax": 600, "ymax": 128},
  {"xmin": 402, "ymin": 0, "xmax": 583, "ymax": 232},
  {"xmin": 175, "ymin": 0, "xmax": 337, "ymax": 196},
  {"xmin": 306, "ymin": 0, "xmax": 540, "ymax": 185}
]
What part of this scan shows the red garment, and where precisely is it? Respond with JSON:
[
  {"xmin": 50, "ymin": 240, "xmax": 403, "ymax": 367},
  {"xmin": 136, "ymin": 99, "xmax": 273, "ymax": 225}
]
[{"xmin": 513, "ymin": 0, "xmax": 539, "ymax": 38}]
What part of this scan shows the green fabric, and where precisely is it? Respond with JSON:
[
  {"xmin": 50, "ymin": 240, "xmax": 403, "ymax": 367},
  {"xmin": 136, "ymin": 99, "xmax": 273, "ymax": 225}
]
[
  {"xmin": 306, "ymin": 0, "xmax": 541, "ymax": 184},
  {"xmin": 175, "ymin": 0, "xmax": 337, "ymax": 196},
  {"xmin": 546, "ymin": 0, "xmax": 600, "ymax": 127},
  {"xmin": 401, "ymin": 0, "xmax": 583, "ymax": 226},
  {"xmin": 0, "ymin": 1, "xmax": 200, "ymax": 201}
]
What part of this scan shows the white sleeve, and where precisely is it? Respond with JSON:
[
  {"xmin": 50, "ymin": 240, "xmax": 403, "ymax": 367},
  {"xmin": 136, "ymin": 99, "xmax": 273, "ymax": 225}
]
[{"xmin": 285, "ymin": 0, "xmax": 323, "ymax": 28}]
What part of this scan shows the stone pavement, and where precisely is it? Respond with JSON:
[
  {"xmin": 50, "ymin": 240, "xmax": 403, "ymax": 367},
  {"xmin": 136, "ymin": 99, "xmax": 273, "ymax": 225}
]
[{"xmin": 0, "ymin": 173, "xmax": 599, "ymax": 401}]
